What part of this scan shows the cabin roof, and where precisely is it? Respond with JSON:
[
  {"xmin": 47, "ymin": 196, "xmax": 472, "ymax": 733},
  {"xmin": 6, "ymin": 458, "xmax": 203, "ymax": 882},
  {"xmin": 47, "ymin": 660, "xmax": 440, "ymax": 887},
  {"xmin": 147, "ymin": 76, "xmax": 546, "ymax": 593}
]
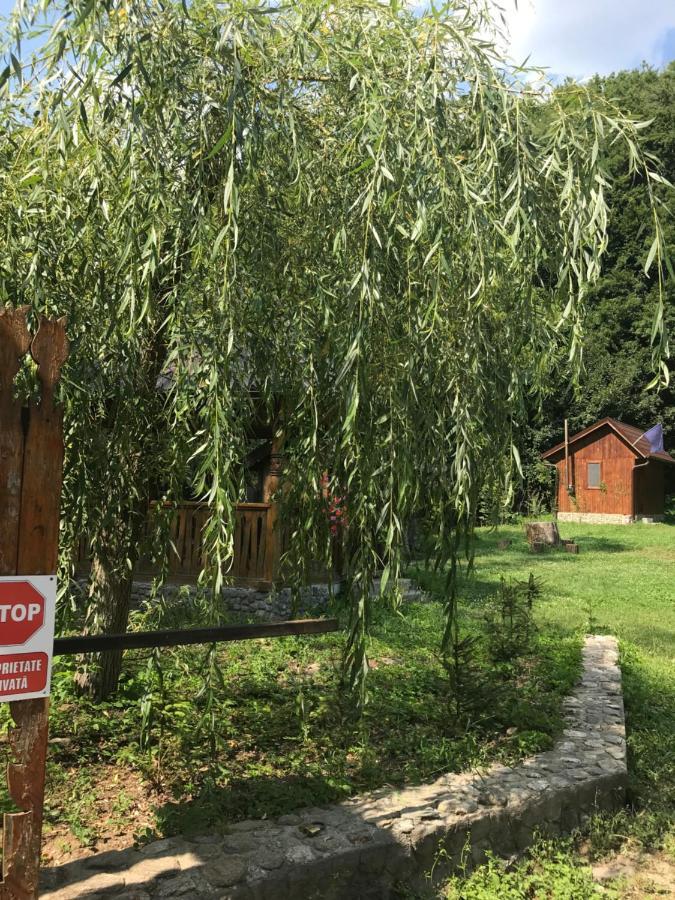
[{"xmin": 542, "ymin": 417, "xmax": 675, "ymax": 465}]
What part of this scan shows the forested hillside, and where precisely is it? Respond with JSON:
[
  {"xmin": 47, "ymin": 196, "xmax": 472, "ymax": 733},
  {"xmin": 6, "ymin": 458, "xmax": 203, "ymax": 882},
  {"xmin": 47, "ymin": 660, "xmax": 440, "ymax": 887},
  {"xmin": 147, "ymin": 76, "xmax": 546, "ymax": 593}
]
[{"xmin": 522, "ymin": 63, "xmax": 675, "ymax": 509}]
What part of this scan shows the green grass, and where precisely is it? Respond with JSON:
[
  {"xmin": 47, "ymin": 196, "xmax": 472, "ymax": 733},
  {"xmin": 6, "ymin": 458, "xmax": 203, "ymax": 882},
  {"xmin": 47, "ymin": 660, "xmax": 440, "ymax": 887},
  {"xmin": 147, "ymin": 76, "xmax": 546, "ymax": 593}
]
[
  {"xmin": 407, "ymin": 520, "xmax": 675, "ymax": 898},
  {"xmin": 438, "ymin": 840, "xmax": 611, "ymax": 900},
  {"xmin": 0, "ymin": 577, "xmax": 578, "ymax": 859},
  {"xmin": 3, "ymin": 518, "xmax": 671, "ymax": 884}
]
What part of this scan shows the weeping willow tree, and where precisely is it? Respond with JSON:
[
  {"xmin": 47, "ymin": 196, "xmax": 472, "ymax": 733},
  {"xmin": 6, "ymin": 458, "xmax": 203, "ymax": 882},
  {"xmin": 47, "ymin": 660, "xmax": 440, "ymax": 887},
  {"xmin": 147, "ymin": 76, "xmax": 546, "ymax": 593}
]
[{"xmin": 0, "ymin": 0, "xmax": 669, "ymax": 700}]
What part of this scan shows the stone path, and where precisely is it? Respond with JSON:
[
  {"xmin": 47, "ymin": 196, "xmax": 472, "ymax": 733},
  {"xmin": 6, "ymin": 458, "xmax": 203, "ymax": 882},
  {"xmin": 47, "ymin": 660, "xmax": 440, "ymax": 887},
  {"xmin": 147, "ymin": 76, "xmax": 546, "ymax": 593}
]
[{"xmin": 40, "ymin": 635, "xmax": 626, "ymax": 900}]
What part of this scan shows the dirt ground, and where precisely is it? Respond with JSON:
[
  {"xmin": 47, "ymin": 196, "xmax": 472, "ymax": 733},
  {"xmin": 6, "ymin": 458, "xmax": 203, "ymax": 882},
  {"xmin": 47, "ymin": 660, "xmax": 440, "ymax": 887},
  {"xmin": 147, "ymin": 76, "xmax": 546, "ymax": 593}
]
[
  {"xmin": 592, "ymin": 849, "xmax": 675, "ymax": 897},
  {"xmin": 39, "ymin": 765, "xmax": 159, "ymax": 868}
]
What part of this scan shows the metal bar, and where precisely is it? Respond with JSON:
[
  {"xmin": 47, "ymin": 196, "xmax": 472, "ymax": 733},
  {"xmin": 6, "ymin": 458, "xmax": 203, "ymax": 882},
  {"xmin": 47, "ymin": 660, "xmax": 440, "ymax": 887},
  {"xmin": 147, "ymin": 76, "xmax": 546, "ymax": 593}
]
[{"xmin": 53, "ymin": 617, "xmax": 339, "ymax": 656}]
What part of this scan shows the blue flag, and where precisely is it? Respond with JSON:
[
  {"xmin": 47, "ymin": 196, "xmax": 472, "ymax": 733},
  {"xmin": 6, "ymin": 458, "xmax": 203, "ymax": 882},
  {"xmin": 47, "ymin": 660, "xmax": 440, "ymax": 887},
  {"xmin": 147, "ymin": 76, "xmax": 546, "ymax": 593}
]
[{"xmin": 642, "ymin": 423, "xmax": 664, "ymax": 454}]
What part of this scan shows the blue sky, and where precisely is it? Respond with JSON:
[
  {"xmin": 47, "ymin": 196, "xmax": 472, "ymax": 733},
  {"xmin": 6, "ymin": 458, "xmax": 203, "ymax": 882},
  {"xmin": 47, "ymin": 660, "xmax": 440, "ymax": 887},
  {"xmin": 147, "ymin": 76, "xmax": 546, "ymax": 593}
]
[
  {"xmin": 496, "ymin": 0, "xmax": 675, "ymax": 81},
  {"xmin": 1, "ymin": 0, "xmax": 674, "ymax": 80}
]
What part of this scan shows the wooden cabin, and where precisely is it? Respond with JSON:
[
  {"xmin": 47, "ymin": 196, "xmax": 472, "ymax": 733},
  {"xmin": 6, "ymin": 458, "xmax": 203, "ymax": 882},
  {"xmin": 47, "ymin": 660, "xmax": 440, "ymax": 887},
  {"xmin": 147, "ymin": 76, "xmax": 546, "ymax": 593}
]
[
  {"xmin": 77, "ymin": 389, "xmax": 344, "ymax": 590},
  {"xmin": 133, "ymin": 433, "xmax": 287, "ymax": 589},
  {"xmin": 542, "ymin": 418, "xmax": 675, "ymax": 524}
]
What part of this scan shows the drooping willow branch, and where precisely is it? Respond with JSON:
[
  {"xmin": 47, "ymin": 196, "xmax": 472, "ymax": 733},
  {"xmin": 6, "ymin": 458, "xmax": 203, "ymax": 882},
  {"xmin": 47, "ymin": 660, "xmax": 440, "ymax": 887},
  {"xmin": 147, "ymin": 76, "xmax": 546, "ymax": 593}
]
[{"xmin": 0, "ymin": 0, "xmax": 670, "ymax": 704}]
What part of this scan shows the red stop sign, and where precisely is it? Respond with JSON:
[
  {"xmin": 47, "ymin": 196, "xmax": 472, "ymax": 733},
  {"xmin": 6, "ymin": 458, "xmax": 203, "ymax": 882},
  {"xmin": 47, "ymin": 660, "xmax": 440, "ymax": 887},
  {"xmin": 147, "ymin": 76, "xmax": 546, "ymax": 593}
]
[{"xmin": 0, "ymin": 582, "xmax": 46, "ymax": 646}]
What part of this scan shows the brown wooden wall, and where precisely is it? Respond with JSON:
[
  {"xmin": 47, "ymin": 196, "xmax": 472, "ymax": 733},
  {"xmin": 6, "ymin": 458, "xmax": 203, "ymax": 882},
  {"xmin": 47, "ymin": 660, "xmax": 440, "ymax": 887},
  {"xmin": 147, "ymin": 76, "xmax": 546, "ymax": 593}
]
[
  {"xmin": 633, "ymin": 461, "xmax": 666, "ymax": 516},
  {"xmin": 554, "ymin": 425, "xmax": 634, "ymax": 516}
]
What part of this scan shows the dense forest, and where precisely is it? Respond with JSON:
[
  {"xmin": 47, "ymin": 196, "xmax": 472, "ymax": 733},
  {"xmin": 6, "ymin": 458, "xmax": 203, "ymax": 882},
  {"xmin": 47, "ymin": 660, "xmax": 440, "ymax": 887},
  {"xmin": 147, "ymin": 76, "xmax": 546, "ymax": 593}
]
[{"xmin": 521, "ymin": 62, "xmax": 675, "ymax": 511}]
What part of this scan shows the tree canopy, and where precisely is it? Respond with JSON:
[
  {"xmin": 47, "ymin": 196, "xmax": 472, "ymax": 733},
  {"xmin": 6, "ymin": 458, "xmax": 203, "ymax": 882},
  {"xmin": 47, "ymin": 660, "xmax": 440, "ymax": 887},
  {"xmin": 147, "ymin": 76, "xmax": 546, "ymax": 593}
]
[
  {"xmin": 0, "ymin": 0, "xmax": 669, "ymax": 698},
  {"xmin": 520, "ymin": 63, "xmax": 675, "ymax": 509}
]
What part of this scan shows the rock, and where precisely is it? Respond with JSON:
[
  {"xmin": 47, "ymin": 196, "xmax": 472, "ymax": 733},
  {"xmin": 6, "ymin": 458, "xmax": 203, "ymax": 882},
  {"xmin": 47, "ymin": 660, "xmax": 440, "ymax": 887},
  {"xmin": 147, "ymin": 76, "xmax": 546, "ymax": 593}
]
[
  {"xmin": 222, "ymin": 833, "xmax": 259, "ymax": 853},
  {"xmin": 257, "ymin": 850, "xmax": 285, "ymax": 870},
  {"xmin": 277, "ymin": 814, "xmax": 301, "ymax": 826},
  {"xmin": 477, "ymin": 791, "xmax": 508, "ymax": 808},
  {"xmin": 205, "ymin": 855, "xmax": 248, "ymax": 887},
  {"xmin": 140, "ymin": 838, "xmax": 179, "ymax": 857},
  {"xmin": 299, "ymin": 823, "xmax": 324, "ymax": 837},
  {"xmin": 112, "ymin": 892, "xmax": 152, "ymax": 900},
  {"xmin": 285, "ymin": 844, "xmax": 315, "ymax": 864},
  {"xmin": 155, "ymin": 873, "xmax": 197, "ymax": 897}
]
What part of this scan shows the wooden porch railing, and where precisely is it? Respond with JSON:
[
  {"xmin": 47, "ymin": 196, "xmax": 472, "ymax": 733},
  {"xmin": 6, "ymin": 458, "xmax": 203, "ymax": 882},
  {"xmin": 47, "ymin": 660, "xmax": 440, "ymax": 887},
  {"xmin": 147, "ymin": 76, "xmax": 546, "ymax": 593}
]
[
  {"xmin": 78, "ymin": 501, "xmax": 342, "ymax": 589},
  {"xmin": 75, "ymin": 502, "xmax": 280, "ymax": 589},
  {"xmin": 136, "ymin": 501, "xmax": 279, "ymax": 588}
]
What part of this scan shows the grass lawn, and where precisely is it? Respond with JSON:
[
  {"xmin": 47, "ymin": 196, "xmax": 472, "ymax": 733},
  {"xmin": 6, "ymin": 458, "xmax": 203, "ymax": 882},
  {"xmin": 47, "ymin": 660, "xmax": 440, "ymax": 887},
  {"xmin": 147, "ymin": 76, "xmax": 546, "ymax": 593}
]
[
  {"xmin": 0, "ymin": 567, "xmax": 578, "ymax": 867},
  {"xmin": 408, "ymin": 520, "xmax": 675, "ymax": 898},
  {"xmin": 1, "ymin": 518, "xmax": 671, "ymax": 892}
]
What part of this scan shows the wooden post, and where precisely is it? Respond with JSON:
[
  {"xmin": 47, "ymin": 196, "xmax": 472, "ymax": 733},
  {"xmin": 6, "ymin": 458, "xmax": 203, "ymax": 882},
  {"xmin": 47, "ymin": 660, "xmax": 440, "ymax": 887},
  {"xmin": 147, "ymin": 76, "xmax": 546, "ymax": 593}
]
[
  {"xmin": 0, "ymin": 310, "xmax": 68, "ymax": 900},
  {"xmin": 564, "ymin": 418, "xmax": 572, "ymax": 493},
  {"xmin": 262, "ymin": 432, "xmax": 284, "ymax": 586}
]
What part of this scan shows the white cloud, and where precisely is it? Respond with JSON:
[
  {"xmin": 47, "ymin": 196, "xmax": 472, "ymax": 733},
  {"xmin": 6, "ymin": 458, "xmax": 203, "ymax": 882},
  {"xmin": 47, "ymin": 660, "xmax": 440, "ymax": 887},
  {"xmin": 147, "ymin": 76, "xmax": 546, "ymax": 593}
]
[{"xmin": 495, "ymin": 0, "xmax": 675, "ymax": 80}]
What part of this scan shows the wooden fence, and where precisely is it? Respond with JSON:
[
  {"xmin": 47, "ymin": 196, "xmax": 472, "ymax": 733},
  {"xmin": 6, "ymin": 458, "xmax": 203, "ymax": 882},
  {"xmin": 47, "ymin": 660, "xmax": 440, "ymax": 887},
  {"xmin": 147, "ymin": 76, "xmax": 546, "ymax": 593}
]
[{"xmin": 79, "ymin": 501, "xmax": 342, "ymax": 590}]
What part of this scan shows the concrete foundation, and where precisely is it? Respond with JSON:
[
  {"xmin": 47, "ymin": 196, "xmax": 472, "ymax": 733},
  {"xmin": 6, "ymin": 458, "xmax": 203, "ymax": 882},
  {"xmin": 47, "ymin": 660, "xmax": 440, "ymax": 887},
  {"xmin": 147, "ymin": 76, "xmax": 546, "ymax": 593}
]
[
  {"xmin": 558, "ymin": 512, "xmax": 633, "ymax": 525},
  {"xmin": 558, "ymin": 512, "xmax": 665, "ymax": 525}
]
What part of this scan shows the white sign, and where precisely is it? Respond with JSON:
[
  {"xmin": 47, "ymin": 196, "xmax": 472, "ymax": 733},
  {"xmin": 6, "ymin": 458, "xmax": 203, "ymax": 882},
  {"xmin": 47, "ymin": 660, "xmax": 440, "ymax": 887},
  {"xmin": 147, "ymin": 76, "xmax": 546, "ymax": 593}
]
[{"xmin": 0, "ymin": 576, "xmax": 56, "ymax": 702}]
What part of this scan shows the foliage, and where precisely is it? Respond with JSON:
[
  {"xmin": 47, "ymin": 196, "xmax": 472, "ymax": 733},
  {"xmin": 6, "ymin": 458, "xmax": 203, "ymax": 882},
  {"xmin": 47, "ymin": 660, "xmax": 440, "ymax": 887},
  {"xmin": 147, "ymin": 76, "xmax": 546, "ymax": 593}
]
[
  {"xmin": 0, "ymin": 590, "xmax": 578, "ymax": 856},
  {"xmin": 520, "ymin": 63, "xmax": 675, "ymax": 511},
  {"xmin": 412, "ymin": 521, "xmax": 675, "ymax": 897},
  {"xmin": 437, "ymin": 840, "xmax": 609, "ymax": 899},
  {"xmin": 440, "ymin": 630, "xmax": 485, "ymax": 722},
  {"xmin": 0, "ymin": 0, "xmax": 670, "ymax": 698},
  {"xmin": 484, "ymin": 574, "xmax": 539, "ymax": 663}
]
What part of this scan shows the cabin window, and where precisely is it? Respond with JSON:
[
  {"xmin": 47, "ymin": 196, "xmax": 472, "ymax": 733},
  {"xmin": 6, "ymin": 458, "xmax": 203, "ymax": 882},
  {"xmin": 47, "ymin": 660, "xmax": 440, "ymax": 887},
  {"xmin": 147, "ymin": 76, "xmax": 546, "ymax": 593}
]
[{"xmin": 587, "ymin": 462, "xmax": 602, "ymax": 489}]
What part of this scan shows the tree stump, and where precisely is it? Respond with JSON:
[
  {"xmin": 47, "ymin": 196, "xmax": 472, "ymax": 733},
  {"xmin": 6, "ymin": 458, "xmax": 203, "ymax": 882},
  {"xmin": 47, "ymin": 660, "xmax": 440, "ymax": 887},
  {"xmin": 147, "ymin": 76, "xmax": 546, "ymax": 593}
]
[{"xmin": 524, "ymin": 522, "xmax": 560, "ymax": 550}]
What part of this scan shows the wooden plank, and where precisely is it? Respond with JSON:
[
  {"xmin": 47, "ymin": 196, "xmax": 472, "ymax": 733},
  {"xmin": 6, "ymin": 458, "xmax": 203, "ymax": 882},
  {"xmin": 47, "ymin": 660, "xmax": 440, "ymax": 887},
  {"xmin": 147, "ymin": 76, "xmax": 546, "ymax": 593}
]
[
  {"xmin": 232, "ymin": 508, "xmax": 243, "ymax": 578},
  {"xmin": 1, "ymin": 315, "xmax": 68, "ymax": 900},
  {"xmin": 0, "ymin": 307, "xmax": 35, "ymax": 900},
  {"xmin": 190, "ymin": 507, "xmax": 201, "ymax": 575},
  {"xmin": 0, "ymin": 307, "xmax": 31, "ymax": 575},
  {"xmin": 254, "ymin": 509, "xmax": 265, "ymax": 577},
  {"xmin": 16, "ymin": 317, "xmax": 68, "ymax": 574},
  {"xmin": 173, "ymin": 507, "xmax": 187, "ymax": 575},
  {"xmin": 196, "ymin": 507, "xmax": 209, "ymax": 574},
  {"xmin": 1, "ymin": 698, "xmax": 50, "ymax": 899},
  {"xmin": 53, "ymin": 617, "xmax": 339, "ymax": 655}
]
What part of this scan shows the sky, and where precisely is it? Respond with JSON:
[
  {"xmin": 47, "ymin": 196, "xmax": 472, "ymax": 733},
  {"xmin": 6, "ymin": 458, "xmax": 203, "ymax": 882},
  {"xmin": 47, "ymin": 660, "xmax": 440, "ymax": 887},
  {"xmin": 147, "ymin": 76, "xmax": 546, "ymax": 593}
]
[
  {"xmin": 1, "ymin": 0, "xmax": 674, "ymax": 81},
  {"xmin": 496, "ymin": 0, "xmax": 675, "ymax": 81}
]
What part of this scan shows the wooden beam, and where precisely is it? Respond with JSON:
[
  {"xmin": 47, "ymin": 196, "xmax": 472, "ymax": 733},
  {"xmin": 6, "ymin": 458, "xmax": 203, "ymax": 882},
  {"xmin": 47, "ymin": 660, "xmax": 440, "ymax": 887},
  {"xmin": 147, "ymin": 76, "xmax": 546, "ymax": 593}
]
[{"xmin": 53, "ymin": 618, "xmax": 339, "ymax": 655}]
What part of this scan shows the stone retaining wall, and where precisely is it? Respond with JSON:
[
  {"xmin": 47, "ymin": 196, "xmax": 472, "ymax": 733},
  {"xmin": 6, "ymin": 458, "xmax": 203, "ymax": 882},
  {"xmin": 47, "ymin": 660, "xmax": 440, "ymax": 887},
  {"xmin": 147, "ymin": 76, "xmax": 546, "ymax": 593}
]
[
  {"xmin": 123, "ymin": 578, "xmax": 425, "ymax": 621},
  {"xmin": 41, "ymin": 635, "xmax": 626, "ymax": 900},
  {"xmin": 128, "ymin": 581, "xmax": 336, "ymax": 620}
]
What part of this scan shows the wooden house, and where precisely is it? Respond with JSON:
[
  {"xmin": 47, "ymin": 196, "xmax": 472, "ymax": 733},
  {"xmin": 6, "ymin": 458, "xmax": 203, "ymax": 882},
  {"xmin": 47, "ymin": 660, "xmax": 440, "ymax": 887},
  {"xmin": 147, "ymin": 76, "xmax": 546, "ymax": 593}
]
[
  {"xmin": 142, "ymin": 435, "xmax": 285, "ymax": 589},
  {"xmin": 542, "ymin": 418, "xmax": 675, "ymax": 524},
  {"xmin": 77, "ymin": 379, "xmax": 343, "ymax": 589}
]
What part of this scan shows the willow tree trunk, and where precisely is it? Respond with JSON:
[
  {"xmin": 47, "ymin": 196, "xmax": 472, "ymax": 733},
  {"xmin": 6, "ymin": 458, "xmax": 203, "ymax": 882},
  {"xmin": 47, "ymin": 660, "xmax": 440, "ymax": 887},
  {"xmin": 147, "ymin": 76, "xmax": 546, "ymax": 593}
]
[
  {"xmin": 74, "ymin": 552, "xmax": 135, "ymax": 700},
  {"xmin": 74, "ymin": 496, "xmax": 147, "ymax": 701}
]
